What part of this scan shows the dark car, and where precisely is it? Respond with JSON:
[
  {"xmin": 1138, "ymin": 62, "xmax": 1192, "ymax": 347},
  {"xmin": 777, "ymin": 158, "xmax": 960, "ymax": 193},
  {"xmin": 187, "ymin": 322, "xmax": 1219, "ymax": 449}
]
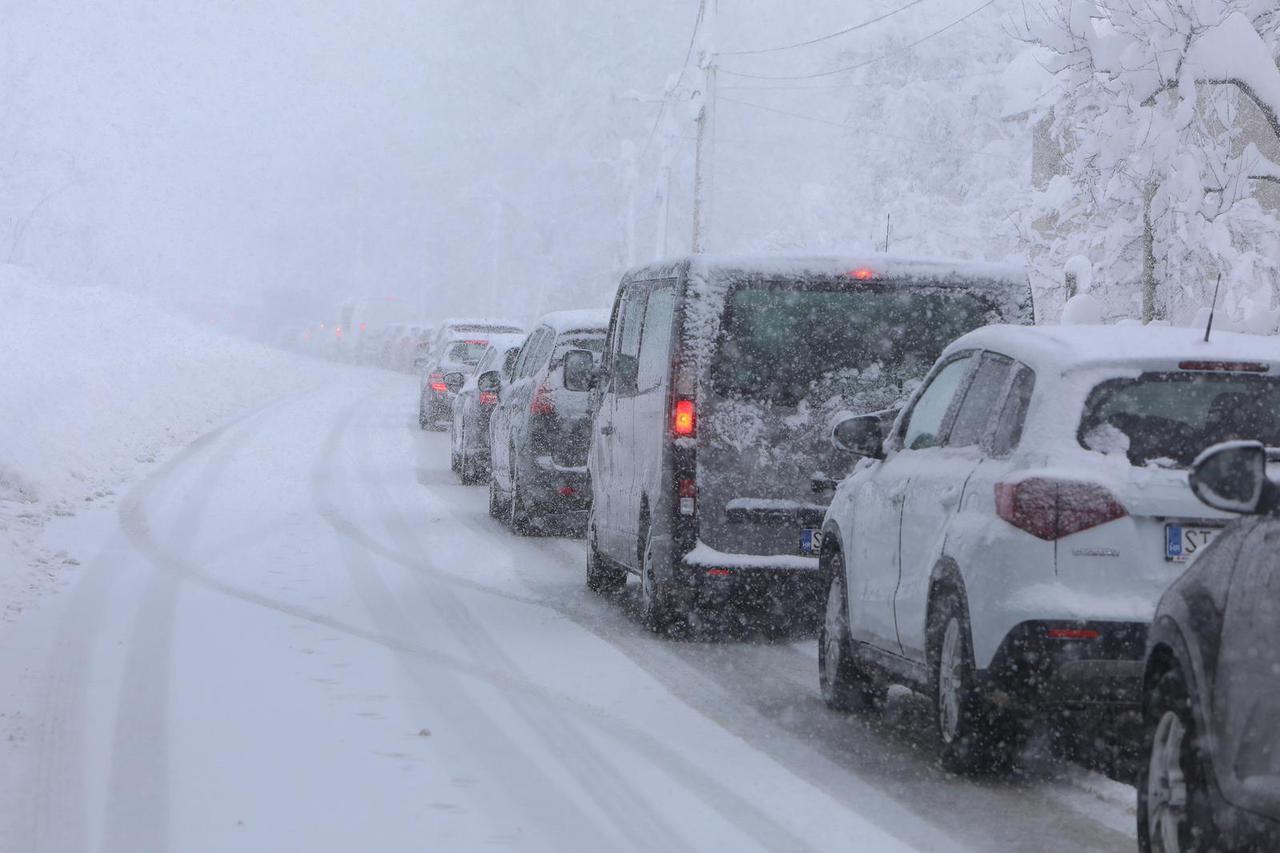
[
  {"xmin": 451, "ymin": 336, "xmax": 525, "ymax": 484},
  {"xmin": 574, "ymin": 255, "xmax": 1033, "ymax": 632},
  {"xmin": 487, "ymin": 309, "xmax": 609, "ymax": 534},
  {"xmin": 418, "ymin": 319, "xmax": 524, "ymax": 430},
  {"xmin": 1138, "ymin": 440, "xmax": 1280, "ymax": 852}
]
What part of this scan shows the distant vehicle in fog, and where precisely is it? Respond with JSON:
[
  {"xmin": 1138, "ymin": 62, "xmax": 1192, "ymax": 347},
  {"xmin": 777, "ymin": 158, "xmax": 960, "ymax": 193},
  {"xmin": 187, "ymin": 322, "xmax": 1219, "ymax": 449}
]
[
  {"xmin": 334, "ymin": 296, "xmax": 414, "ymax": 362},
  {"xmin": 819, "ymin": 325, "xmax": 1280, "ymax": 774},
  {"xmin": 577, "ymin": 255, "xmax": 1032, "ymax": 633},
  {"xmin": 487, "ymin": 310, "xmax": 608, "ymax": 533},
  {"xmin": 1138, "ymin": 440, "xmax": 1280, "ymax": 852},
  {"xmin": 419, "ymin": 318, "xmax": 525, "ymax": 430},
  {"xmin": 451, "ymin": 336, "xmax": 526, "ymax": 484}
]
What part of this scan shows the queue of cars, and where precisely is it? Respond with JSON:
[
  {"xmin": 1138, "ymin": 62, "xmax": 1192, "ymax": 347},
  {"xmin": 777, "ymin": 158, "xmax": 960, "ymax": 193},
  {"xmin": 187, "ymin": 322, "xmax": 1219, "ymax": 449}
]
[{"xmin": 416, "ymin": 254, "xmax": 1279, "ymax": 851}]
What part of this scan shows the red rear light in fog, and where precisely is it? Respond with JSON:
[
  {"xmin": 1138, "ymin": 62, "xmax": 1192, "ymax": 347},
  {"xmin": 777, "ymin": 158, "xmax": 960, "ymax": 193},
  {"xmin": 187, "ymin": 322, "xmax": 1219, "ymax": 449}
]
[
  {"xmin": 846, "ymin": 268, "xmax": 877, "ymax": 280},
  {"xmin": 530, "ymin": 386, "xmax": 554, "ymax": 415},
  {"xmin": 479, "ymin": 391, "xmax": 498, "ymax": 406},
  {"xmin": 1178, "ymin": 360, "xmax": 1269, "ymax": 373},
  {"xmin": 673, "ymin": 399, "xmax": 696, "ymax": 437},
  {"xmin": 707, "ymin": 568, "xmax": 732, "ymax": 577},
  {"xmin": 429, "ymin": 372, "xmax": 447, "ymax": 393},
  {"xmin": 995, "ymin": 478, "xmax": 1127, "ymax": 540},
  {"xmin": 1048, "ymin": 628, "xmax": 1100, "ymax": 640},
  {"xmin": 678, "ymin": 478, "xmax": 696, "ymax": 516},
  {"xmin": 558, "ymin": 486, "xmax": 576, "ymax": 497}
]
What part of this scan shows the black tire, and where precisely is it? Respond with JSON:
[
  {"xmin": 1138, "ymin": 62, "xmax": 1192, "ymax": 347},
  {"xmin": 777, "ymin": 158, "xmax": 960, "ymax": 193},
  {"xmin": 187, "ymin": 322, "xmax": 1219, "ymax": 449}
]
[
  {"xmin": 819, "ymin": 553, "xmax": 886, "ymax": 712},
  {"xmin": 928, "ymin": 587, "xmax": 1018, "ymax": 774},
  {"xmin": 418, "ymin": 400, "xmax": 430, "ymax": 430},
  {"xmin": 639, "ymin": 521, "xmax": 680, "ymax": 633},
  {"xmin": 1137, "ymin": 666, "xmax": 1216, "ymax": 852},
  {"xmin": 487, "ymin": 473, "xmax": 503, "ymax": 519},
  {"xmin": 508, "ymin": 459, "xmax": 535, "ymax": 535},
  {"xmin": 586, "ymin": 521, "xmax": 626, "ymax": 594},
  {"xmin": 450, "ymin": 450, "xmax": 461, "ymax": 475}
]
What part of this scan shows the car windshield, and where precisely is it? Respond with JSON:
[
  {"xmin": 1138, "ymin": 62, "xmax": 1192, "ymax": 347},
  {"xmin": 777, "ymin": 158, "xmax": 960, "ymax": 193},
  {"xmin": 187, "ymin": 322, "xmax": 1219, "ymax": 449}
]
[
  {"xmin": 446, "ymin": 340, "xmax": 489, "ymax": 365},
  {"xmin": 1080, "ymin": 372, "xmax": 1280, "ymax": 467},
  {"xmin": 711, "ymin": 280, "xmax": 996, "ymax": 409},
  {"xmin": 553, "ymin": 334, "xmax": 606, "ymax": 363}
]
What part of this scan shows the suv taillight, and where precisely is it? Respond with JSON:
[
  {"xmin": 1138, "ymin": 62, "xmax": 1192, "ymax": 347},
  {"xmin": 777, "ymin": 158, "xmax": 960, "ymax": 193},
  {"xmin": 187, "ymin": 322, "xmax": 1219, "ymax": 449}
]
[
  {"xmin": 479, "ymin": 390, "xmax": 498, "ymax": 406},
  {"xmin": 429, "ymin": 371, "xmax": 447, "ymax": 392},
  {"xmin": 995, "ymin": 478, "xmax": 1127, "ymax": 540},
  {"xmin": 530, "ymin": 385, "xmax": 554, "ymax": 415},
  {"xmin": 678, "ymin": 478, "xmax": 696, "ymax": 516},
  {"xmin": 673, "ymin": 399, "xmax": 695, "ymax": 437}
]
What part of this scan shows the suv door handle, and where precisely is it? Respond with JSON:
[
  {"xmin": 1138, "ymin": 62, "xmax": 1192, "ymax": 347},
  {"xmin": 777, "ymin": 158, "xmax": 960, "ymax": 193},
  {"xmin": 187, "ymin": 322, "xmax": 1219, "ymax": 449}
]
[{"xmin": 600, "ymin": 425, "xmax": 615, "ymax": 436}]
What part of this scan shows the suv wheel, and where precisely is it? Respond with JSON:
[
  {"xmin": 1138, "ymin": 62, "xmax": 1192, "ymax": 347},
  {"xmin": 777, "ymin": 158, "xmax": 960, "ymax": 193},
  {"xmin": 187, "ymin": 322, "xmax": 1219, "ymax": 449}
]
[
  {"xmin": 928, "ymin": 587, "xmax": 1017, "ymax": 774},
  {"xmin": 819, "ymin": 553, "xmax": 886, "ymax": 712},
  {"xmin": 508, "ymin": 460, "xmax": 535, "ymax": 535},
  {"xmin": 1138, "ymin": 666, "xmax": 1213, "ymax": 852},
  {"xmin": 586, "ymin": 522, "xmax": 626, "ymax": 594}
]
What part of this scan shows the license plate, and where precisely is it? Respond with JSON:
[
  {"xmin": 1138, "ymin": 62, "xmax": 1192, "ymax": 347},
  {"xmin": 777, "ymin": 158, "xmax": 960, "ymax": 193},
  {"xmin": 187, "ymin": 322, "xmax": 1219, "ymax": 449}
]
[
  {"xmin": 1165, "ymin": 524, "xmax": 1222, "ymax": 563},
  {"xmin": 800, "ymin": 528, "xmax": 822, "ymax": 555}
]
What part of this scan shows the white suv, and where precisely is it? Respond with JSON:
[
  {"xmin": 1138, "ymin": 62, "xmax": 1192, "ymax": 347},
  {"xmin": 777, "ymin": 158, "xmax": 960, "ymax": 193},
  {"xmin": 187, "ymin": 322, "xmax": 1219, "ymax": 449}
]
[{"xmin": 817, "ymin": 324, "xmax": 1280, "ymax": 772}]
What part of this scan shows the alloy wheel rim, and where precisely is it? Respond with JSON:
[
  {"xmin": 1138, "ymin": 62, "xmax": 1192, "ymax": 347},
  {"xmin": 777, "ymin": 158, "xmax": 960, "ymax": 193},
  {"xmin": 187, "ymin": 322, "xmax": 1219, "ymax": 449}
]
[
  {"xmin": 938, "ymin": 617, "xmax": 963, "ymax": 743},
  {"xmin": 1147, "ymin": 709, "xmax": 1189, "ymax": 852}
]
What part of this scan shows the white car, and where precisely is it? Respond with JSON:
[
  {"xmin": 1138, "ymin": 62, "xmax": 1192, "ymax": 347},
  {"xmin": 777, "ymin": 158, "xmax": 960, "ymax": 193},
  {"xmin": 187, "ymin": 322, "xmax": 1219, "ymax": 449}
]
[{"xmin": 818, "ymin": 324, "xmax": 1280, "ymax": 773}]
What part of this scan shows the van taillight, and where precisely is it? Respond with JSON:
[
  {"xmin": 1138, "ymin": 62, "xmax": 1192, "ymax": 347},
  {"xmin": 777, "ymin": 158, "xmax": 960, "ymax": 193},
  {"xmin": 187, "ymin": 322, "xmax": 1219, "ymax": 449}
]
[
  {"xmin": 673, "ymin": 399, "xmax": 695, "ymax": 437},
  {"xmin": 479, "ymin": 391, "xmax": 498, "ymax": 406},
  {"xmin": 530, "ymin": 385, "xmax": 554, "ymax": 415},
  {"xmin": 995, "ymin": 478, "xmax": 1127, "ymax": 540}
]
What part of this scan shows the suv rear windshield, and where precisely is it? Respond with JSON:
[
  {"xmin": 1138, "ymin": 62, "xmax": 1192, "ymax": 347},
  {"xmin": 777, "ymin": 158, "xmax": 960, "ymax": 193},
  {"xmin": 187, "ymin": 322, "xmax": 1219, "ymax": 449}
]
[
  {"xmin": 1080, "ymin": 372, "xmax": 1280, "ymax": 467},
  {"xmin": 446, "ymin": 340, "xmax": 489, "ymax": 365},
  {"xmin": 711, "ymin": 280, "xmax": 996, "ymax": 409},
  {"xmin": 553, "ymin": 334, "xmax": 605, "ymax": 360}
]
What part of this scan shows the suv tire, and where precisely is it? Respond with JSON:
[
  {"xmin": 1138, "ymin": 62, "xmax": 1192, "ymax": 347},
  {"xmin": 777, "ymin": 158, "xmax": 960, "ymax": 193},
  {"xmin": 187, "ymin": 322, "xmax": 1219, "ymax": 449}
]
[
  {"xmin": 1137, "ymin": 666, "xmax": 1215, "ymax": 852},
  {"xmin": 928, "ymin": 587, "xmax": 1018, "ymax": 774},
  {"xmin": 586, "ymin": 524, "xmax": 626, "ymax": 594},
  {"xmin": 819, "ymin": 553, "xmax": 886, "ymax": 712}
]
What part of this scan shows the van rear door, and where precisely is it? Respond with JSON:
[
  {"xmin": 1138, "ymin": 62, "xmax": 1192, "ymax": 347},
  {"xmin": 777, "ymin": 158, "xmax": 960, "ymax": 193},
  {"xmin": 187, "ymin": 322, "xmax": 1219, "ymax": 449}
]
[{"xmin": 696, "ymin": 275, "xmax": 1017, "ymax": 563}]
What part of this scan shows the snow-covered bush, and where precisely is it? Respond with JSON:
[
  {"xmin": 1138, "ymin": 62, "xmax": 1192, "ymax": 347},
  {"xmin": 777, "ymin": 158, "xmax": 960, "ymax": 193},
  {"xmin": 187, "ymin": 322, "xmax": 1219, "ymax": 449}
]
[{"xmin": 1023, "ymin": 0, "xmax": 1280, "ymax": 329}]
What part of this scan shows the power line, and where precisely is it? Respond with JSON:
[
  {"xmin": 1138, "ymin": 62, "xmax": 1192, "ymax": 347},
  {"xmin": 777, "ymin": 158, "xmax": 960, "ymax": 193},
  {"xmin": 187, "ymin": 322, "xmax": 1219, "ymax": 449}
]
[
  {"xmin": 640, "ymin": 2, "xmax": 707, "ymax": 159},
  {"xmin": 718, "ymin": 94, "xmax": 1020, "ymax": 161},
  {"xmin": 718, "ymin": 0, "xmax": 934, "ymax": 56},
  {"xmin": 717, "ymin": 0, "xmax": 999, "ymax": 82}
]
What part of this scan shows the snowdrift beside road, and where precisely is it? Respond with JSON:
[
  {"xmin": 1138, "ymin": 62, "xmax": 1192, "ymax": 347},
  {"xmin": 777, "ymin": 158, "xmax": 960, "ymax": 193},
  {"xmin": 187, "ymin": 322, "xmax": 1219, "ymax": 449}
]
[{"xmin": 0, "ymin": 265, "xmax": 330, "ymax": 622}]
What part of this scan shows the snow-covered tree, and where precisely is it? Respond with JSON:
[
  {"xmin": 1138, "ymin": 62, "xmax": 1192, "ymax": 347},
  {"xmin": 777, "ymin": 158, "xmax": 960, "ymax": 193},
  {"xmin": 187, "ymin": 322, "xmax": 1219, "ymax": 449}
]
[{"xmin": 1024, "ymin": 0, "xmax": 1280, "ymax": 330}]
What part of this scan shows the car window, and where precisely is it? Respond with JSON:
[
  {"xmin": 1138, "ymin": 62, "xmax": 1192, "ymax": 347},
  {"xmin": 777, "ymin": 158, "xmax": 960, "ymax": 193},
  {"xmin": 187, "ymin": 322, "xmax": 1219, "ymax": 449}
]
[
  {"xmin": 618, "ymin": 287, "xmax": 647, "ymax": 360},
  {"xmin": 520, "ymin": 326, "xmax": 555, "ymax": 378},
  {"xmin": 901, "ymin": 354, "xmax": 973, "ymax": 451},
  {"xmin": 988, "ymin": 364, "xmax": 1036, "ymax": 456},
  {"xmin": 948, "ymin": 352, "xmax": 1013, "ymax": 448},
  {"xmin": 512, "ymin": 329, "xmax": 545, "ymax": 378},
  {"xmin": 476, "ymin": 346, "xmax": 498, "ymax": 374},
  {"xmin": 637, "ymin": 284, "xmax": 675, "ymax": 393}
]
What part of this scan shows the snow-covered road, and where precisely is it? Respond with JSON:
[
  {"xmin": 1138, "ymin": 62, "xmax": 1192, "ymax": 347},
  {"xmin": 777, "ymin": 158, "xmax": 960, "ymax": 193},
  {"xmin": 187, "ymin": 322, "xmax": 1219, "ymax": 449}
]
[{"xmin": 1, "ymin": 372, "xmax": 1139, "ymax": 852}]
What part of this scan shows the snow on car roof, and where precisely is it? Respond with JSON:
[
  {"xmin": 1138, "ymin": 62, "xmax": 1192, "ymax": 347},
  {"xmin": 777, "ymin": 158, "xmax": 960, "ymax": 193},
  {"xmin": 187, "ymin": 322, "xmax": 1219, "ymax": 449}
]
[
  {"xmin": 630, "ymin": 253, "xmax": 1027, "ymax": 288},
  {"xmin": 535, "ymin": 308, "xmax": 609, "ymax": 335},
  {"xmin": 440, "ymin": 317, "xmax": 526, "ymax": 331},
  {"xmin": 948, "ymin": 324, "xmax": 1280, "ymax": 374}
]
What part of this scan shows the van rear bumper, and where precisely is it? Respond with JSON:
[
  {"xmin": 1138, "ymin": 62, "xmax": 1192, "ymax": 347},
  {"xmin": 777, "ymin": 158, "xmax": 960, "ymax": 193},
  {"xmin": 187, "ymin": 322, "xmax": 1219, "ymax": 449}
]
[{"xmin": 674, "ymin": 543, "xmax": 823, "ymax": 607}]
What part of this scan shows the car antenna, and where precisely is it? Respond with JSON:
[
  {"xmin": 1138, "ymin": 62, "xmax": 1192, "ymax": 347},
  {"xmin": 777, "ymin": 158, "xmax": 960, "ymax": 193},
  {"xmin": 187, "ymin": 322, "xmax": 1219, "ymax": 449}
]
[{"xmin": 1204, "ymin": 273, "xmax": 1222, "ymax": 343}]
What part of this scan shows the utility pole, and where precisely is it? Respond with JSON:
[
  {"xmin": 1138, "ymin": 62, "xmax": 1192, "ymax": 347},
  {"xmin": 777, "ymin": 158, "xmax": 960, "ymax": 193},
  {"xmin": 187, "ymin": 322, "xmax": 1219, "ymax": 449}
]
[{"xmin": 690, "ymin": 0, "xmax": 716, "ymax": 254}]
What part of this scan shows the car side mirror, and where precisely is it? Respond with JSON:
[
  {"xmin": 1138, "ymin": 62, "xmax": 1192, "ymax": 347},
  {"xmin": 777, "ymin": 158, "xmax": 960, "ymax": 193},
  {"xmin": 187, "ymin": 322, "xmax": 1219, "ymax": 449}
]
[
  {"xmin": 832, "ymin": 413, "xmax": 885, "ymax": 460},
  {"xmin": 443, "ymin": 372, "xmax": 465, "ymax": 394},
  {"xmin": 1190, "ymin": 441, "xmax": 1273, "ymax": 514},
  {"xmin": 477, "ymin": 370, "xmax": 501, "ymax": 394},
  {"xmin": 563, "ymin": 349, "xmax": 595, "ymax": 392}
]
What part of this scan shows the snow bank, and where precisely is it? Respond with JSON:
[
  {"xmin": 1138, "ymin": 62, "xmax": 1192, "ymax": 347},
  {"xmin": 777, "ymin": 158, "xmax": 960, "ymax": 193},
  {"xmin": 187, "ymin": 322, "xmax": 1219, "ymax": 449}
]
[{"xmin": 0, "ymin": 265, "xmax": 330, "ymax": 622}]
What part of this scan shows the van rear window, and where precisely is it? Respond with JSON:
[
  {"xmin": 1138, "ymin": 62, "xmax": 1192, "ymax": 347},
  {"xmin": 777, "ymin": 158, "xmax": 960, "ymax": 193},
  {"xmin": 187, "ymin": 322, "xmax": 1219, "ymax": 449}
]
[{"xmin": 711, "ymin": 282, "xmax": 993, "ymax": 409}]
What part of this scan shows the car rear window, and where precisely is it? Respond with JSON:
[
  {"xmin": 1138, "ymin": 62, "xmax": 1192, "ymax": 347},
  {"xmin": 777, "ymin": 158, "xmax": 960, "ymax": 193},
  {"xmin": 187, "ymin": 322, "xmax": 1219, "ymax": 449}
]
[
  {"xmin": 1080, "ymin": 372, "xmax": 1280, "ymax": 467},
  {"xmin": 711, "ymin": 280, "xmax": 996, "ymax": 409},
  {"xmin": 446, "ymin": 340, "xmax": 489, "ymax": 365},
  {"xmin": 553, "ymin": 334, "xmax": 605, "ymax": 360}
]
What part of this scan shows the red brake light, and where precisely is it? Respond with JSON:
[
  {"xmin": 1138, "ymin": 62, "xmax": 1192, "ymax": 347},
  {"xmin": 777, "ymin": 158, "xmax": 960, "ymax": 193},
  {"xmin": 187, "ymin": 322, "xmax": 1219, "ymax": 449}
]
[
  {"xmin": 1178, "ymin": 360, "xmax": 1269, "ymax": 373},
  {"xmin": 673, "ymin": 399, "xmax": 696, "ymax": 436},
  {"xmin": 464, "ymin": 339, "xmax": 489, "ymax": 346},
  {"xmin": 995, "ymin": 477, "xmax": 1127, "ymax": 540},
  {"xmin": 1047, "ymin": 628, "xmax": 1100, "ymax": 640},
  {"xmin": 530, "ymin": 385, "xmax": 554, "ymax": 415},
  {"xmin": 678, "ymin": 478, "xmax": 697, "ymax": 498},
  {"xmin": 429, "ymin": 371, "xmax": 447, "ymax": 393},
  {"xmin": 707, "ymin": 568, "xmax": 732, "ymax": 577},
  {"xmin": 479, "ymin": 390, "xmax": 498, "ymax": 406},
  {"xmin": 846, "ymin": 268, "xmax": 877, "ymax": 280}
]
